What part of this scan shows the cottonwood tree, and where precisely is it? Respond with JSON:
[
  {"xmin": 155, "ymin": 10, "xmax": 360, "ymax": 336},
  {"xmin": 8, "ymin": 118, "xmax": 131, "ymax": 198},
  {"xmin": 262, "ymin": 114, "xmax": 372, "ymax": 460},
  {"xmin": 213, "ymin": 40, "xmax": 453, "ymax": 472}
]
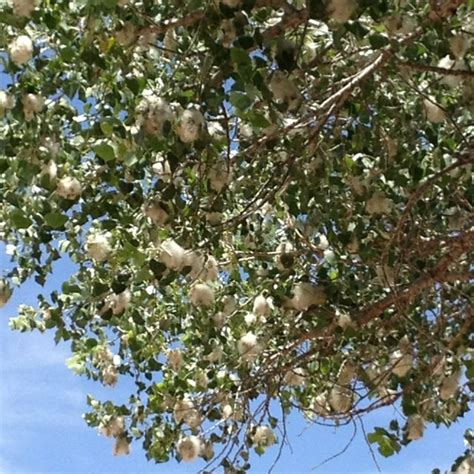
[{"xmin": 1, "ymin": 0, "xmax": 473, "ymax": 471}]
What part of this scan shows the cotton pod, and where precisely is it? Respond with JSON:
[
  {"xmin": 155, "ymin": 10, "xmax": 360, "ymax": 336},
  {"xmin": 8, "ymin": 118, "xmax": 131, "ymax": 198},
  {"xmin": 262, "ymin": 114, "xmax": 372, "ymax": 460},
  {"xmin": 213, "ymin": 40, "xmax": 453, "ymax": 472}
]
[
  {"xmin": 253, "ymin": 294, "xmax": 272, "ymax": 316},
  {"xmin": 406, "ymin": 415, "xmax": 425, "ymax": 441},
  {"xmin": 104, "ymin": 289, "xmax": 131, "ymax": 315},
  {"xmin": 275, "ymin": 242, "xmax": 294, "ymax": 271},
  {"xmin": 337, "ymin": 362, "xmax": 356, "ymax": 385},
  {"xmin": 454, "ymin": 457, "xmax": 474, "ymax": 474},
  {"xmin": 56, "ymin": 176, "xmax": 82, "ymax": 200},
  {"xmin": 329, "ymin": 386, "xmax": 353, "ymax": 413},
  {"xmin": 40, "ymin": 160, "xmax": 58, "ymax": 183},
  {"xmin": 176, "ymin": 108, "xmax": 205, "ymax": 143},
  {"xmin": 238, "ymin": 332, "xmax": 261, "ymax": 361},
  {"xmin": 144, "ymin": 202, "xmax": 169, "ymax": 225},
  {"xmin": 136, "ymin": 95, "xmax": 175, "ymax": 135},
  {"xmin": 102, "ymin": 365, "xmax": 119, "ymax": 386},
  {"xmin": 208, "ymin": 159, "xmax": 232, "ymax": 192},
  {"xmin": 173, "ymin": 399, "xmax": 202, "ymax": 428},
  {"xmin": 251, "ymin": 425, "xmax": 276, "ymax": 448},
  {"xmin": 284, "ymin": 367, "xmax": 307, "ymax": 387},
  {"xmin": 440, "ymin": 371, "xmax": 461, "ymax": 400},
  {"xmin": 86, "ymin": 232, "xmax": 112, "ymax": 262},
  {"xmin": 167, "ymin": 348, "xmax": 184, "ymax": 371},
  {"xmin": 9, "ymin": 35, "xmax": 33, "ymax": 65},
  {"xmin": 205, "ymin": 345, "xmax": 223, "ymax": 363},
  {"xmin": 220, "ymin": 19, "xmax": 236, "ymax": 48},
  {"xmin": 290, "ymin": 282, "xmax": 327, "ymax": 311},
  {"xmin": 0, "ymin": 280, "xmax": 12, "ymax": 308},
  {"xmin": 185, "ymin": 251, "xmax": 219, "ymax": 282},
  {"xmin": 11, "ymin": 0, "xmax": 37, "ymax": 17},
  {"xmin": 100, "ymin": 416, "xmax": 125, "ymax": 438},
  {"xmin": 200, "ymin": 440, "xmax": 214, "ymax": 461},
  {"xmin": 327, "ymin": 0, "xmax": 357, "ymax": 23},
  {"xmin": 269, "ymin": 71, "xmax": 302, "ymax": 112},
  {"xmin": 151, "ymin": 160, "xmax": 172, "ymax": 182},
  {"xmin": 113, "ymin": 436, "xmax": 130, "ymax": 456},
  {"xmin": 115, "ymin": 22, "xmax": 137, "ymax": 46},
  {"xmin": 0, "ymin": 91, "xmax": 15, "ymax": 116},
  {"xmin": 390, "ymin": 350, "xmax": 413, "ymax": 378},
  {"xmin": 385, "ymin": 14, "xmax": 417, "ymax": 35},
  {"xmin": 159, "ymin": 238, "xmax": 186, "ymax": 271},
  {"xmin": 311, "ymin": 393, "xmax": 330, "ymax": 417},
  {"xmin": 212, "ymin": 311, "xmax": 227, "ymax": 328},
  {"xmin": 222, "ymin": 295, "xmax": 237, "ymax": 315},
  {"xmin": 221, "ymin": 403, "xmax": 233, "ymax": 419},
  {"xmin": 189, "ymin": 283, "xmax": 214, "ymax": 307},
  {"xmin": 22, "ymin": 93, "xmax": 44, "ymax": 121},
  {"xmin": 337, "ymin": 312, "xmax": 353, "ymax": 330},
  {"xmin": 450, "ymin": 35, "xmax": 470, "ymax": 59},
  {"xmin": 437, "ymin": 55, "xmax": 464, "ymax": 88},
  {"xmin": 424, "ymin": 97, "xmax": 446, "ymax": 123},
  {"xmin": 365, "ymin": 191, "xmax": 393, "ymax": 215},
  {"xmin": 177, "ymin": 436, "xmax": 201, "ymax": 462}
]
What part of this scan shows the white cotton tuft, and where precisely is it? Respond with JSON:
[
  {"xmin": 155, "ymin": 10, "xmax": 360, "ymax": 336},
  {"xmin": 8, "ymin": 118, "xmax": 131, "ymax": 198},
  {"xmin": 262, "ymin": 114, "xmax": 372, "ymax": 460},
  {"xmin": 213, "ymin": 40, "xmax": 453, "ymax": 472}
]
[
  {"xmin": 185, "ymin": 251, "xmax": 219, "ymax": 282},
  {"xmin": 176, "ymin": 108, "xmax": 205, "ymax": 143},
  {"xmin": 22, "ymin": 93, "xmax": 44, "ymax": 121},
  {"xmin": 385, "ymin": 14, "xmax": 417, "ymax": 35},
  {"xmin": 311, "ymin": 393, "xmax": 330, "ymax": 417},
  {"xmin": 0, "ymin": 281, "xmax": 12, "ymax": 308},
  {"xmin": 450, "ymin": 35, "xmax": 470, "ymax": 59},
  {"xmin": 252, "ymin": 294, "xmax": 272, "ymax": 316},
  {"xmin": 189, "ymin": 283, "xmax": 215, "ymax": 307},
  {"xmin": 284, "ymin": 367, "xmax": 307, "ymax": 386},
  {"xmin": 406, "ymin": 415, "xmax": 425, "ymax": 441},
  {"xmin": 365, "ymin": 191, "xmax": 393, "ymax": 215},
  {"xmin": 0, "ymin": 91, "xmax": 15, "ymax": 116},
  {"xmin": 208, "ymin": 159, "xmax": 232, "ymax": 192},
  {"xmin": 9, "ymin": 35, "xmax": 33, "ymax": 65},
  {"xmin": 113, "ymin": 436, "xmax": 130, "ymax": 456},
  {"xmin": 275, "ymin": 241, "xmax": 294, "ymax": 271},
  {"xmin": 174, "ymin": 399, "xmax": 202, "ymax": 428},
  {"xmin": 222, "ymin": 295, "xmax": 236, "ymax": 315},
  {"xmin": 437, "ymin": 55, "xmax": 464, "ymax": 88},
  {"xmin": 220, "ymin": 19, "xmax": 236, "ymax": 48},
  {"xmin": 136, "ymin": 95, "xmax": 174, "ymax": 136},
  {"xmin": 177, "ymin": 436, "xmax": 201, "ymax": 462},
  {"xmin": 112, "ymin": 354, "xmax": 122, "ymax": 367},
  {"xmin": 115, "ymin": 23, "xmax": 136, "ymax": 46},
  {"xmin": 86, "ymin": 232, "xmax": 112, "ymax": 262},
  {"xmin": 40, "ymin": 160, "xmax": 58, "ymax": 182},
  {"xmin": 102, "ymin": 365, "xmax": 118, "ymax": 386},
  {"xmin": 269, "ymin": 71, "xmax": 302, "ymax": 112},
  {"xmin": 329, "ymin": 386, "xmax": 353, "ymax": 413},
  {"xmin": 167, "ymin": 348, "xmax": 183, "ymax": 371},
  {"xmin": 103, "ymin": 289, "xmax": 131, "ymax": 315},
  {"xmin": 440, "ymin": 371, "xmax": 460, "ymax": 400},
  {"xmin": 327, "ymin": 0, "xmax": 357, "ymax": 24},
  {"xmin": 151, "ymin": 160, "xmax": 172, "ymax": 182},
  {"xmin": 390, "ymin": 350, "xmax": 413, "ymax": 377},
  {"xmin": 11, "ymin": 0, "xmax": 37, "ymax": 17},
  {"xmin": 221, "ymin": 404, "xmax": 233, "ymax": 419},
  {"xmin": 424, "ymin": 97, "xmax": 446, "ymax": 123},
  {"xmin": 337, "ymin": 312, "xmax": 353, "ymax": 330},
  {"xmin": 144, "ymin": 202, "xmax": 169, "ymax": 225},
  {"xmin": 251, "ymin": 426, "xmax": 276, "ymax": 448},
  {"xmin": 290, "ymin": 282, "xmax": 327, "ymax": 311},
  {"xmin": 56, "ymin": 176, "xmax": 82, "ymax": 200},
  {"xmin": 238, "ymin": 332, "xmax": 261, "ymax": 361},
  {"xmin": 100, "ymin": 416, "xmax": 125, "ymax": 438},
  {"xmin": 159, "ymin": 238, "xmax": 186, "ymax": 271}
]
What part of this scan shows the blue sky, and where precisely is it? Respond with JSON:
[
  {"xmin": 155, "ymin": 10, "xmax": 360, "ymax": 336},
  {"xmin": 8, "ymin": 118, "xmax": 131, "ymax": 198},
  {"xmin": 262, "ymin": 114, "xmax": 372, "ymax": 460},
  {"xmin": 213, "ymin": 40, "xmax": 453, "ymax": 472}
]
[{"xmin": 0, "ymin": 246, "xmax": 471, "ymax": 474}]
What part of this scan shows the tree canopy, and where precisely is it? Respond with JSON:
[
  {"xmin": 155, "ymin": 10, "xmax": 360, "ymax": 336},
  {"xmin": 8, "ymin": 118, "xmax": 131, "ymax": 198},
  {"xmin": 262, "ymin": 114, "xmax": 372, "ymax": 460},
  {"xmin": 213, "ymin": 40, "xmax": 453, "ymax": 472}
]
[{"xmin": 1, "ymin": 0, "xmax": 473, "ymax": 471}]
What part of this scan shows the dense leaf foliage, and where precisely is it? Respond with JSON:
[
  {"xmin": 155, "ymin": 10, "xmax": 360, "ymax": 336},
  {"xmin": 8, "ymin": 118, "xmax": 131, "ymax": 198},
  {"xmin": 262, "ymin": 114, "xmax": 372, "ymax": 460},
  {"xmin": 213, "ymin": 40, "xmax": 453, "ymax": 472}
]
[{"xmin": 1, "ymin": 0, "xmax": 473, "ymax": 471}]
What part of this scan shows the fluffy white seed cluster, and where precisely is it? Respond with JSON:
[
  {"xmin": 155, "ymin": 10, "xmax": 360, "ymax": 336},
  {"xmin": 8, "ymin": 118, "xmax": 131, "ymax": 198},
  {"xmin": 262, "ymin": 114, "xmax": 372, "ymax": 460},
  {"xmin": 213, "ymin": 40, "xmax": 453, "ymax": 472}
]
[
  {"xmin": 406, "ymin": 415, "xmax": 425, "ymax": 441},
  {"xmin": 251, "ymin": 426, "xmax": 276, "ymax": 448},
  {"xmin": 102, "ymin": 289, "xmax": 131, "ymax": 316},
  {"xmin": 144, "ymin": 201, "xmax": 169, "ymax": 225},
  {"xmin": 0, "ymin": 91, "xmax": 15, "ymax": 116},
  {"xmin": 177, "ymin": 436, "xmax": 201, "ymax": 462},
  {"xmin": 450, "ymin": 34, "xmax": 470, "ymax": 59},
  {"xmin": 208, "ymin": 159, "xmax": 232, "ymax": 192},
  {"xmin": 184, "ymin": 251, "xmax": 219, "ymax": 282},
  {"xmin": 56, "ymin": 176, "xmax": 82, "ymax": 200},
  {"xmin": 11, "ymin": 0, "xmax": 37, "ymax": 17},
  {"xmin": 390, "ymin": 349, "xmax": 413, "ymax": 378},
  {"xmin": 0, "ymin": 281, "xmax": 12, "ymax": 308},
  {"xmin": 238, "ymin": 332, "xmax": 261, "ymax": 361},
  {"xmin": 284, "ymin": 367, "xmax": 307, "ymax": 386},
  {"xmin": 136, "ymin": 94, "xmax": 175, "ymax": 135},
  {"xmin": 220, "ymin": 19, "xmax": 236, "ymax": 48},
  {"xmin": 275, "ymin": 241, "xmax": 294, "ymax": 271},
  {"xmin": 22, "ymin": 93, "xmax": 44, "ymax": 121},
  {"xmin": 424, "ymin": 97, "xmax": 446, "ymax": 123},
  {"xmin": 9, "ymin": 35, "xmax": 33, "ymax": 65},
  {"xmin": 151, "ymin": 159, "xmax": 172, "ymax": 182},
  {"xmin": 100, "ymin": 416, "xmax": 125, "ymax": 438},
  {"xmin": 310, "ymin": 393, "xmax": 330, "ymax": 417},
  {"xmin": 327, "ymin": 0, "xmax": 357, "ymax": 23},
  {"xmin": 269, "ymin": 71, "xmax": 302, "ymax": 112},
  {"xmin": 329, "ymin": 385, "xmax": 353, "ymax": 412},
  {"xmin": 173, "ymin": 398, "xmax": 202, "ymax": 428},
  {"xmin": 290, "ymin": 282, "xmax": 327, "ymax": 311},
  {"xmin": 189, "ymin": 283, "xmax": 215, "ymax": 307},
  {"xmin": 252, "ymin": 294, "xmax": 272, "ymax": 316},
  {"xmin": 437, "ymin": 55, "xmax": 465, "ymax": 88},
  {"xmin": 159, "ymin": 238, "xmax": 186, "ymax": 271},
  {"xmin": 94, "ymin": 347, "xmax": 119, "ymax": 387},
  {"xmin": 365, "ymin": 191, "xmax": 393, "ymax": 215},
  {"xmin": 113, "ymin": 436, "xmax": 131, "ymax": 456},
  {"xmin": 176, "ymin": 108, "xmax": 205, "ymax": 143},
  {"xmin": 385, "ymin": 14, "xmax": 417, "ymax": 35},
  {"xmin": 86, "ymin": 231, "xmax": 112, "ymax": 262},
  {"xmin": 40, "ymin": 160, "xmax": 58, "ymax": 183},
  {"xmin": 440, "ymin": 371, "xmax": 460, "ymax": 400},
  {"xmin": 167, "ymin": 348, "xmax": 184, "ymax": 371}
]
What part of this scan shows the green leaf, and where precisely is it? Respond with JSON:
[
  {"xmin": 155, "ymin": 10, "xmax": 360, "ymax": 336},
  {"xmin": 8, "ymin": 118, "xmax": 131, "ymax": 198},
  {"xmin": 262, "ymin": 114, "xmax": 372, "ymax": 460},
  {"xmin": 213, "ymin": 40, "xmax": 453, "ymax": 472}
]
[
  {"xmin": 94, "ymin": 142, "xmax": 116, "ymax": 162},
  {"xmin": 369, "ymin": 33, "xmax": 389, "ymax": 49},
  {"xmin": 44, "ymin": 212, "xmax": 68, "ymax": 229},
  {"xmin": 10, "ymin": 210, "xmax": 32, "ymax": 229}
]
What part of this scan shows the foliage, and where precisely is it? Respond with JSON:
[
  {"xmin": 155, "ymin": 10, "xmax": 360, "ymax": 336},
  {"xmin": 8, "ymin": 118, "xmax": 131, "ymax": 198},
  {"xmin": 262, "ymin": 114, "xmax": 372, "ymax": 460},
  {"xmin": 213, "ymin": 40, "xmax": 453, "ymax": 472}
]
[{"xmin": 1, "ymin": 0, "xmax": 473, "ymax": 471}]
